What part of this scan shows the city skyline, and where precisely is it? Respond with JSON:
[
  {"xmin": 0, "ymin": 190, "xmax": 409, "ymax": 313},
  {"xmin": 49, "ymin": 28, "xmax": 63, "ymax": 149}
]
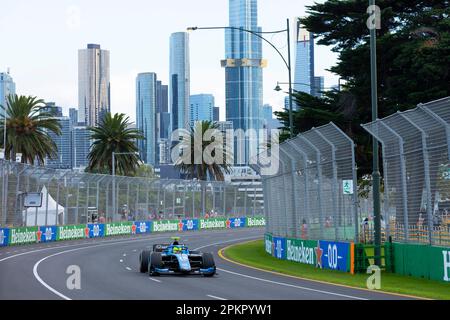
[{"xmin": 0, "ymin": 0, "xmax": 337, "ymax": 123}]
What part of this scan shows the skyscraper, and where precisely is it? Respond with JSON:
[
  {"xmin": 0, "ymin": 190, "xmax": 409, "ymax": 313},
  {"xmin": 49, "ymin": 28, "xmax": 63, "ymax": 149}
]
[
  {"xmin": 78, "ymin": 44, "xmax": 111, "ymax": 126},
  {"xmin": 223, "ymin": 0, "xmax": 265, "ymax": 165},
  {"xmin": 190, "ymin": 94, "xmax": 215, "ymax": 127},
  {"xmin": 69, "ymin": 108, "xmax": 79, "ymax": 127},
  {"xmin": 312, "ymin": 76, "xmax": 325, "ymax": 98},
  {"xmin": 136, "ymin": 73, "xmax": 158, "ymax": 166},
  {"xmin": 45, "ymin": 117, "xmax": 72, "ymax": 169},
  {"xmin": 42, "ymin": 102, "xmax": 63, "ymax": 117},
  {"xmin": 0, "ymin": 71, "xmax": 16, "ymax": 117},
  {"xmin": 170, "ymin": 32, "xmax": 190, "ymax": 134},
  {"xmin": 72, "ymin": 126, "xmax": 91, "ymax": 169},
  {"xmin": 294, "ymin": 22, "xmax": 315, "ymax": 109},
  {"xmin": 213, "ymin": 107, "xmax": 220, "ymax": 122},
  {"xmin": 156, "ymin": 81, "xmax": 170, "ymax": 141}
]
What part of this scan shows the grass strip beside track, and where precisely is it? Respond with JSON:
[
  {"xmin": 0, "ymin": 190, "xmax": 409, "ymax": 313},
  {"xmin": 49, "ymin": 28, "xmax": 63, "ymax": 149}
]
[{"xmin": 222, "ymin": 240, "xmax": 450, "ymax": 300}]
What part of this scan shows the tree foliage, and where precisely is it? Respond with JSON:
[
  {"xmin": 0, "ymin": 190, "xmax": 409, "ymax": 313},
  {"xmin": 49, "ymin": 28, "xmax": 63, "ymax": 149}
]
[
  {"xmin": 0, "ymin": 94, "xmax": 61, "ymax": 164},
  {"xmin": 87, "ymin": 113, "xmax": 144, "ymax": 176}
]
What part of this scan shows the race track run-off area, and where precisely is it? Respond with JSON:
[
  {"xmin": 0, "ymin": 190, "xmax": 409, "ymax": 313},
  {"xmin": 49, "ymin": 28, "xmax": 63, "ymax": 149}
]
[{"xmin": 0, "ymin": 228, "xmax": 413, "ymax": 300}]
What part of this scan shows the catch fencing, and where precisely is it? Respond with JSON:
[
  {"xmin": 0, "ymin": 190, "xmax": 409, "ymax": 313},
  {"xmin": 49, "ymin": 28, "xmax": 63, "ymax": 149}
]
[
  {"xmin": 362, "ymin": 97, "xmax": 450, "ymax": 246},
  {"xmin": 252, "ymin": 123, "xmax": 359, "ymax": 242},
  {"xmin": 0, "ymin": 160, "xmax": 264, "ymax": 228}
]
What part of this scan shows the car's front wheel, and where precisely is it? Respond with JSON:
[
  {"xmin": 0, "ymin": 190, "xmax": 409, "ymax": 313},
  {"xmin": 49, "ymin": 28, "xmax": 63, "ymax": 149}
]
[
  {"xmin": 139, "ymin": 250, "xmax": 150, "ymax": 273},
  {"xmin": 148, "ymin": 252, "xmax": 163, "ymax": 277},
  {"xmin": 202, "ymin": 253, "xmax": 216, "ymax": 277}
]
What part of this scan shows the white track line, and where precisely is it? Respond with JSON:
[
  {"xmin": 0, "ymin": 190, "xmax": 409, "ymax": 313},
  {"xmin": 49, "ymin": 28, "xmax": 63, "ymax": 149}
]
[
  {"xmin": 216, "ymin": 268, "xmax": 367, "ymax": 300},
  {"xmin": 126, "ymin": 267, "xmax": 132, "ymax": 271},
  {"xmin": 149, "ymin": 278, "xmax": 162, "ymax": 283},
  {"xmin": 207, "ymin": 294, "xmax": 227, "ymax": 300}
]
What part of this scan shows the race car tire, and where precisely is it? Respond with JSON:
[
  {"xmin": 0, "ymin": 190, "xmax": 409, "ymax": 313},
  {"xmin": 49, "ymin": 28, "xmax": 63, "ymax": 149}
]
[
  {"xmin": 139, "ymin": 250, "xmax": 151, "ymax": 273},
  {"xmin": 201, "ymin": 253, "xmax": 216, "ymax": 277},
  {"xmin": 149, "ymin": 252, "xmax": 163, "ymax": 276}
]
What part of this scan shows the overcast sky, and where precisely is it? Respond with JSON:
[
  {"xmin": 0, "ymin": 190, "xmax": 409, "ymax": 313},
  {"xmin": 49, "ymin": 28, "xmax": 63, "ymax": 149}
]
[{"xmin": 0, "ymin": 0, "xmax": 338, "ymax": 122}]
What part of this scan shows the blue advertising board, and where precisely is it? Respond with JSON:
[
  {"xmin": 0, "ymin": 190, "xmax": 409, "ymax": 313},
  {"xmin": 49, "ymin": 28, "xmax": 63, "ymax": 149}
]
[
  {"xmin": 228, "ymin": 217, "xmax": 246, "ymax": 229},
  {"xmin": 182, "ymin": 219, "xmax": 198, "ymax": 231},
  {"xmin": 38, "ymin": 226, "xmax": 58, "ymax": 243},
  {"xmin": 319, "ymin": 240, "xmax": 350, "ymax": 272},
  {"xmin": 133, "ymin": 221, "xmax": 152, "ymax": 234},
  {"xmin": 0, "ymin": 228, "xmax": 9, "ymax": 247},
  {"xmin": 272, "ymin": 237, "xmax": 287, "ymax": 260},
  {"xmin": 87, "ymin": 224, "xmax": 105, "ymax": 238}
]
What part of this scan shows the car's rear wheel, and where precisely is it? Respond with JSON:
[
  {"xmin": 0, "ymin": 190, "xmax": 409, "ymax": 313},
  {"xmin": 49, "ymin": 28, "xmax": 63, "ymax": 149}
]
[
  {"xmin": 202, "ymin": 253, "xmax": 216, "ymax": 277},
  {"xmin": 139, "ymin": 250, "xmax": 150, "ymax": 273},
  {"xmin": 149, "ymin": 252, "xmax": 163, "ymax": 276}
]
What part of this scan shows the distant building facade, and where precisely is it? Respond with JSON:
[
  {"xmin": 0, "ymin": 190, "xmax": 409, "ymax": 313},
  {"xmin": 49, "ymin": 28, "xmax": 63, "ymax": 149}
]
[
  {"xmin": 0, "ymin": 72, "xmax": 16, "ymax": 117},
  {"xmin": 190, "ymin": 94, "xmax": 215, "ymax": 126}
]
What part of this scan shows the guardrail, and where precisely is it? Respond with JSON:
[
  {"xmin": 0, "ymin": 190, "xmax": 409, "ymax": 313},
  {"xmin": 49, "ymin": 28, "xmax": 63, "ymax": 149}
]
[{"xmin": 0, "ymin": 216, "xmax": 266, "ymax": 247}]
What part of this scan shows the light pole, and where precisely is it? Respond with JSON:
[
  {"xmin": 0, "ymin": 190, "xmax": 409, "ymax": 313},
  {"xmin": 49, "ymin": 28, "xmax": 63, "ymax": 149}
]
[
  {"xmin": 369, "ymin": 0, "xmax": 382, "ymax": 266},
  {"xmin": 112, "ymin": 152, "xmax": 139, "ymax": 221},
  {"xmin": 188, "ymin": 18, "xmax": 295, "ymax": 138}
]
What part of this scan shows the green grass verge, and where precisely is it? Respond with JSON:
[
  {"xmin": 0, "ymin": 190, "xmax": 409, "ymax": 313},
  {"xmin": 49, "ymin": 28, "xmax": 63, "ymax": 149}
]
[{"xmin": 224, "ymin": 240, "xmax": 450, "ymax": 300}]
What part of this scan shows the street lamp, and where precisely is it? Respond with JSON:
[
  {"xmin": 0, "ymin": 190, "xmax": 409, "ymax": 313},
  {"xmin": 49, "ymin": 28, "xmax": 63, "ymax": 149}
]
[
  {"xmin": 188, "ymin": 18, "xmax": 295, "ymax": 138},
  {"xmin": 112, "ymin": 152, "xmax": 139, "ymax": 221},
  {"xmin": 369, "ymin": 0, "xmax": 382, "ymax": 266}
]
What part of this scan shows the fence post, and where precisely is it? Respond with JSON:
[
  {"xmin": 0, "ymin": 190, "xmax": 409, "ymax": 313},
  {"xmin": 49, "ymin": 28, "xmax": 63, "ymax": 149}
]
[{"xmin": 280, "ymin": 148, "xmax": 300, "ymax": 238}]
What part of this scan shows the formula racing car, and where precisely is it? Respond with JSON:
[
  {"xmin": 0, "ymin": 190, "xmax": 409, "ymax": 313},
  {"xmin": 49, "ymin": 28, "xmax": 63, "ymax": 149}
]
[{"xmin": 139, "ymin": 237, "xmax": 216, "ymax": 277}]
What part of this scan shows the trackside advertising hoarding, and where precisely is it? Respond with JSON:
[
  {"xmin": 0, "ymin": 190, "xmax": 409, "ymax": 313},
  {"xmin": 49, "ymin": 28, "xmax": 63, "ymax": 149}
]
[
  {"xmin": 199, "ymin": 218, "xmax": 227, "ymax": 230},
  {"xmin": 57, "ymin": 225, "xmax": 87, "ymax": 241},
  {"xmin": 228, "ymin": 217, "xmax": 246, "ymax": 229},
  {"xmin": 105, "ymin": 222, "xmax": 134, "ymax": 237},
  {"xmin": 393, "ymin": 243, "xmax": 450, "ymax": 283},
  {"xmin": 246, "ymin": 216, "xmax": 266, "ymax": 227},
  {"xmin": 133, "ymin": 221, "xmax": 151, "ymax": 235},
  {"xmin": 180, "ymin": 219, "xmax": 198, "ymax": 231},
  {"xmin": 152, "ymin": 220, "xmax": 180, "ymax": 233},
  {"xmin": 38, "ymin": 226, "xmax": 58, "ymax": 243},
  {"xmin": 86, "ymin": 224, "xmax": 105, "ymax": 238},
  {"xmin": 0, "ymin": 228, "xmax": 10, "ymax": 247},
  {"xmin": 9, "ymin": 227, "xmax": 39, "ymax": 245},
  {"xmin": 265, "ymin": 234, "xmax": 352, "ymax": 273}
]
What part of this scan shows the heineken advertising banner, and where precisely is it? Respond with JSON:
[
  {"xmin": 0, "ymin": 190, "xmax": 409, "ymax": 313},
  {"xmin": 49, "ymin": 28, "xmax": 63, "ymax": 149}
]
[
  {"xmin": 9, "ymin": 227, "xmax": 39, "ymax": 245},
  {"xmin": 0, "ymin": 228, "xmax": 10, "ymax": 247},
  {"xmin": 319, "ymin": 241, "xmax": 350, "ymax": 272},
  {"xmin": 181, "ymin": 219, "xmax": 198, "ymax": 232},
  {"xmin": 246, "ymin": 216, "xmax": 266, "ymax": 228},
  {"xmin": 38, "ymin": 226, "xmax": 58, "ymax": 243},
  {"xmin": 105, "ymin": 222, "xmax": 133, "ymax": 237},
  {"xmin": 152, "ymin": 220, "xmax": 180, "ymax": 233},
  {"xmin": 57, "ymin": 225, "xmax": 87, "ymax": 241},
  {"xmin": 228, "ymin": 217, "xmax": 246, "ymax": 229},
  {"xmin": 87, "ymin": 224, "xmax": 105, "ymax": 238},
  {"xmin": 133, "ymin": 221, "xmax": 151, "ymax": 235},
  {"xmin": 286, "ymin": 238, "xmax": 318, "ymax": 267},
  {"xmin": 199, "ymin": 218, "xmax": 227, "ymax": 230},
  {"xmin": 265, "ymin": 234, "xmax": 352, "ymax": 272},
  {"xmin": 265, "ymin": 234, "xmax": 273, "ymax": 255}
]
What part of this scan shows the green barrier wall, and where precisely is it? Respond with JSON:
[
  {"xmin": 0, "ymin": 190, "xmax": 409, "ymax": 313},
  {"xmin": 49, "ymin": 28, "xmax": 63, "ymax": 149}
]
[
  {"xmin": 9, "ymin": 227, "xmax": 39, "ymax": 245},
  {"xmin": 393, "ymin": 243, "xmax": 450, "ymax": 283}
]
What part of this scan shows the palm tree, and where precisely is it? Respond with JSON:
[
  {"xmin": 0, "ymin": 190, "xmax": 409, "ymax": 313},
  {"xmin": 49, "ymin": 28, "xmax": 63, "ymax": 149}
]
[
  {"xmin": 87, "ymin": 113, "xmax": 144, "ymax": 176},
  {"xmin": 0, "ymin": 95, "xmax": 61, "ymax": 164},
  {"xmin": 174, "ymin": 121, "xmax": 232, "ymax": 182}
]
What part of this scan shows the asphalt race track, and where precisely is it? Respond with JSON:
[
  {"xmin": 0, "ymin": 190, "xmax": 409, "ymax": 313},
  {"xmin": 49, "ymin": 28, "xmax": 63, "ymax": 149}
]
[{"xmin": 0, "ymin": 228, "xmax": 414, "ymax": 300}]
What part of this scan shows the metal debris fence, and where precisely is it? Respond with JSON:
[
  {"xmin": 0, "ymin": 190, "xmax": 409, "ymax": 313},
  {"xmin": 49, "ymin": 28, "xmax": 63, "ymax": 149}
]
[
  {"xmin": 362, "ymin": 97, "xmax": 450, "ymax": 246},
  {"xmin": 0, "ymin": 160, "xmax": 264, "ymax": 227},
  {"xmin": 252, "ymin": 123, "xmax": 359, "ymax": 242}
]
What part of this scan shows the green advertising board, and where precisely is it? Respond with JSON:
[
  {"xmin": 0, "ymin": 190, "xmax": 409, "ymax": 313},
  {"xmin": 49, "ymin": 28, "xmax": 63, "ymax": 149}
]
[
  {"xmin": 286, "ymin": 238, "xmax": 318, "ymax": 266},
  {"xmin": 105, "ymin": 222, "xmax": 134, "ymax": 236},
  {"xmin": 265, "ymin": 234, "xmax": 273, "ymax": 255},
  {"xmin": 246, "ymin": 216, "xmax": 266, "ymax": 227},
  {"xmin": 9, "ymin": 227, "xmax": 38, "ymax": 245},
  {"xmin": 199, "ymin": 218, "xmax": 227, "ymax": 230},
  {"xmin": 393, "ymin": 243, "xmax": 450, "ymax": 283},
  {"xmin": 57, "ymin": 225, "xmax": 87, "ymax": 241},
  {"xmin": 152, "ymin": 220, "xmax": 180, "ymax": 233}
]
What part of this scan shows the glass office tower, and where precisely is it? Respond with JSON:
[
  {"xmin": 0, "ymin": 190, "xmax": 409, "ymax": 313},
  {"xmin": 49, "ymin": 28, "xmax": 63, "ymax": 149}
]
[
  {"xmin": 78, "ymin": 44, "xmax": 111, "ymax": 127},
  {"xmin": 223, "ymin": 0, "xmax": 265, "ymax": 165},
  {"xmin": 136, "ymin": 73, "xmax": 158, "ymax": 166},
  {"xmin": 190, "ymin": 94, "xmax": 215, "ymax": 127},
  {"xmin": 294, "ymin": 23, "xmax": 315, "ymax": 109},
  {"xmin": 170, "ymin": 32, "xmax": 190, "ymax": 134},
  {"xmin": 72, "ymin": 126, "xmax": 91, "ymax": 169},
  {"xmin": 0, "ymin": 72, "xmax": 16, "ymax": 117},
  {"xmin": 45, "ymin": 117, "xmax": 72, "ymax": 169}
]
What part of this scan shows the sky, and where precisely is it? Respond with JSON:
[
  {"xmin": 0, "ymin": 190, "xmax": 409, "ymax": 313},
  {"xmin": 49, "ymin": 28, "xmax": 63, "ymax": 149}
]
[{"xmin": 0, "ymin": 0, "xmax": 338, "ymax": 122}]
